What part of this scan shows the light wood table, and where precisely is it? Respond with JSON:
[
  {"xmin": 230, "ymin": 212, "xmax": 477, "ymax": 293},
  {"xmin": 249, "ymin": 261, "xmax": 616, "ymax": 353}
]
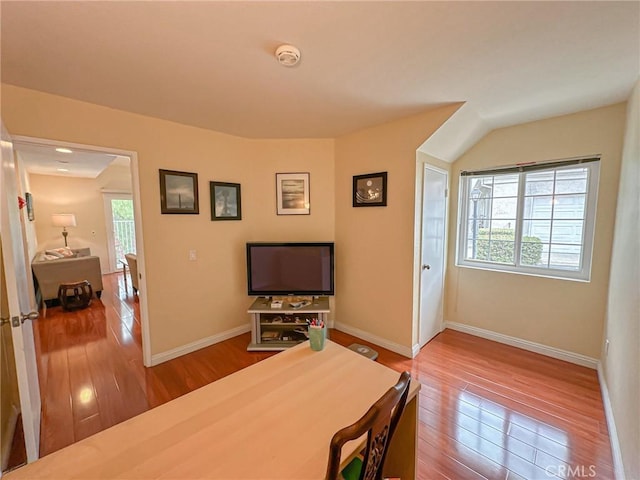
[{"xmin": 7, "ymin": 341, "xmax": 420, "ymax": 479}]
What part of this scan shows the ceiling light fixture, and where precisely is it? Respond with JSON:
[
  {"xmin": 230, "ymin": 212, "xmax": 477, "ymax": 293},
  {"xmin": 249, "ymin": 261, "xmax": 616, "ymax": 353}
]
[
  {"xmin": 57, "ymin": 168, "xmax": 69, "ymax": 172},
  {"xmin": 275, "ymin": 44, "xmax": 301, "ymax": 67},
  {"xmin": 55, "ymin": 147, "xmax": 73, "ymax": 153}
]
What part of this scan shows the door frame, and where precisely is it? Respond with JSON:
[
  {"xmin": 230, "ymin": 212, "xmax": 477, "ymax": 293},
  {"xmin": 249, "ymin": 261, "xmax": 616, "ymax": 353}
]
[
  {"xmin": 11, "ymin": 135, "xmax": 152, "ymax": 367},
  {"xmin": 412, "ymin": 159, "xmax": 449, "ymax": 354}
]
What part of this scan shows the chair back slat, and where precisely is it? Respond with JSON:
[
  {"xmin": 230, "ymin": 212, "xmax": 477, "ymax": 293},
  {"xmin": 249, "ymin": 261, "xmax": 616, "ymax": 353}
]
[{"xmin": 325, "ymin": 371, "xmax": 411, "ymax": 480}]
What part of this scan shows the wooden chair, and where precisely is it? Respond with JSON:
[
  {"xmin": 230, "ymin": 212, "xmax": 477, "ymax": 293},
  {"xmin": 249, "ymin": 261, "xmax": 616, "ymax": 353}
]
[
  {"xmin": 325, "ymin": 371, "xmax": 411, "ymax": 480},
  {"xmin": 125, "ymin": 253, "xmax": 138, "ymax": 294}
]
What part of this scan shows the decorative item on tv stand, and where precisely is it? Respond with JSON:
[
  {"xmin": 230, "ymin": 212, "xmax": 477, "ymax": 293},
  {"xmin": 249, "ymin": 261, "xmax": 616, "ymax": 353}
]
[{"xmin": 245, "ymin": 242, "xmax": 334, "ymax": 352}]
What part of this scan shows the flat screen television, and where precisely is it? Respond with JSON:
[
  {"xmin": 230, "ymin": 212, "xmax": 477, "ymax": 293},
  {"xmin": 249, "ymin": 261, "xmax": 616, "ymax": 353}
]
[{"xmin": 246, "ymin": 242, "xmax": 334, "ymax": 296}]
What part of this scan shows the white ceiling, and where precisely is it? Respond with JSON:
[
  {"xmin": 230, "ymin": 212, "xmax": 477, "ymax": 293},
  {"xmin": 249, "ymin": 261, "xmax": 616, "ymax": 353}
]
[
  {"xmin": 2, "ymin": 1, "xmax": 639, "ymax": 161},
  {"xmin": 15, "ymin": 141, "xmax": 128, "ymax": 178}
]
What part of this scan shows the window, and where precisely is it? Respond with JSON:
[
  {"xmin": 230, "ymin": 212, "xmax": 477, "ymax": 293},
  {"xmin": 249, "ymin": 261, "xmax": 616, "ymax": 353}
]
[{"xmin": 457, "ymin": 158, "xmax": 600, "ymax": 281}]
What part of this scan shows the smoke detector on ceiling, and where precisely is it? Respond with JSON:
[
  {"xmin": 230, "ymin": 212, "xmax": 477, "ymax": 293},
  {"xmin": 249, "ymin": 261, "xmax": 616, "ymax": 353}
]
[{"xmin": 275, "ymin": 44, "xmax": 301, "ymax": 67}]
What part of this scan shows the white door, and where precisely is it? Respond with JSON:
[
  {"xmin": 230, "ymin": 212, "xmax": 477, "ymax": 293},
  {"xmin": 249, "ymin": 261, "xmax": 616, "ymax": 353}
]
[
  {"xmin": 419, "ymin": 165, "xmax": 447, "ymax": 346},
  {"xmin": 0, "ymin": 123, "xmax": 41, "ymax": 462}
]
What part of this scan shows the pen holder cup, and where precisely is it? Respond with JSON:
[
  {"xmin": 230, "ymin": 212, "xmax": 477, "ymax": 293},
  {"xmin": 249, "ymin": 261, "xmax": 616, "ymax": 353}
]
[{"xmin": 308, "ymin": 326, "xmax": 326, "ymax": 351}]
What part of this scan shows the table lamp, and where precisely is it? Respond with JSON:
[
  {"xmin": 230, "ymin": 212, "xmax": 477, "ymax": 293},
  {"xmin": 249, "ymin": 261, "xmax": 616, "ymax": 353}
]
[{"xmin": 51, "ymin": 213, "xmax": 77, "ymax": 247}]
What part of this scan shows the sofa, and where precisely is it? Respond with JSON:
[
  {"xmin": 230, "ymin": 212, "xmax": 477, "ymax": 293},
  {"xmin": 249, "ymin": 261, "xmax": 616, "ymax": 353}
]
[{"xmin": 32, "ymin": 248, "xmax": 103, "ymax": 303}]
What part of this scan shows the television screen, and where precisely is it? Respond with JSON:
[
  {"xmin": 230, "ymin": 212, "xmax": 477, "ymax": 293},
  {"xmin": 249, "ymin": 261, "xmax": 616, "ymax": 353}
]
[{"xmin": 246, "ymin": 242, "xmax": 334, "ymax": 296}]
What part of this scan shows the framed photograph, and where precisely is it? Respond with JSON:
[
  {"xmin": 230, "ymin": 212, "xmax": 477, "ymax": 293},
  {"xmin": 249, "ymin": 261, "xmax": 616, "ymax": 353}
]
[
  {"xmin": 159, "ymin": 169, "xmax": 199, "ymax": 214},
  {"xmin": 353, "ymin": 171, "xmax": 388, "ymax": 207},
  {"xmin": 276, "ymin": 172, "xmax": 310, "ymax": 215},
  {"xmin": 210, "ymin": 181, "xmax": 242, "ymax": 221},
  {"xmin": 25, "ymin": 192, "xmax": 34, "ymax": 221}
]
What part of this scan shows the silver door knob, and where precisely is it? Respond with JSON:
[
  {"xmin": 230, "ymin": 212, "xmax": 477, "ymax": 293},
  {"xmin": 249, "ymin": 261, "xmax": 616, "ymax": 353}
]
[
  {"xmin": 22, "ymin": 311, "xmax": 39, "ymax": 322},
  {"xmin": 19, "ymin": 311, "xmax": 39, "ymax": 324},
  {"xmin": 422, "ymin": 264, "xmax": 431, "ymax": 271}
]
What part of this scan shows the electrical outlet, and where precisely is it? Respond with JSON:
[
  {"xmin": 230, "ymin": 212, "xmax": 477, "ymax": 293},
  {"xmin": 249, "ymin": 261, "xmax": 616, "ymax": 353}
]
[
  {"xmin": 189, "ymin": 249, "xmax": 197, "ymax": 261},
  {"xmin": 605, "ymin": 339, "xmax": 610, "ymax": 356}
]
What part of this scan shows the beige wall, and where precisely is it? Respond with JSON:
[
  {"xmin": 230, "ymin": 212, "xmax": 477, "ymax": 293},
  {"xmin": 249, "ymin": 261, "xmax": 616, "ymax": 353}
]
[
  {"xmin": 15, "ymin": 159, "xmax": 38, "ymax": 265},
  {"xmin": 334, "ymin": 104, "xmax": 461, "ymax": 352},
  {"xmin": 96, "ymin": 161, "xmax": 132, "ymax": 192},
  {"xmin": 602, "ymin": 79, "xmax": 639, "ymax": 479},
  {"xmin": 445, "ymin": 104, "xmax": 626, "ymax": 358},
  {"xmin": 1, "ymin": 85, "xmax": 335, "ymax": 356}
]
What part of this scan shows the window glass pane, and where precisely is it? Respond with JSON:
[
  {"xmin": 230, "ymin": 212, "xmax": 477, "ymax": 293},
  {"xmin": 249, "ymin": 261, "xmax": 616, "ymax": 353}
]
[
  {"xmin": 525, "ymin": 171, "xmax": 554, "ymax": 195},
  {"xmin": 521, "ymin": 238, "xmax": 546, "ymax": 266},
  {"xmin": 488, "ymin": 240, "xmax": 515, "ymax": 264},
  {"xmin": 484, "ymin": 224, "xmax": 515, "ymax": 264},
  {"xmin": 458, "ymin": 161, "xmax": 597, "ymax": 280},
  {"xmin": 488, "ymin": 219, "xmax": 515, "ymax": 231},
  {"xmin": 549, "ymin": 244, "xmax": 582, "ymax": 270},
  {"xmin": 523, "ymin": 196, "xmax": 552, "ymax": 220},
  {"xmin": 551, "ymin": 220, "xmax": 584, "ymax": 245},
  {"xmin": 466, "ymin": 220, "xmax": 475, "ymax": 242},
  {"xmin": 523, "ymin": 220, "xmax": 551, "ymax": 243},
  {"xmin": 492, "ymin": 175, "xmax": 519, "ymax": 197},
  {"xmin": 555, "ymin": 168, "xmax": 588, "ymax": 194},
  {"xmin": 491, "ymin": 197, "xmax": 517, "ymax": 219},
  {"xmin": 552, "ymin": 194, "xmax": 586, "ymax": 220},
  {"xmin": 475, "ymin": 240, "xmax": 490, "ymax": 261}
]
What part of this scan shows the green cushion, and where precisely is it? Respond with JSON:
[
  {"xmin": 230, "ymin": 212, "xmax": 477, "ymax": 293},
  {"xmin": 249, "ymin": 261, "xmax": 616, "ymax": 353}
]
[{"xmin": 340, "ymin": 456, "xmax": 363, "ymax": 480}]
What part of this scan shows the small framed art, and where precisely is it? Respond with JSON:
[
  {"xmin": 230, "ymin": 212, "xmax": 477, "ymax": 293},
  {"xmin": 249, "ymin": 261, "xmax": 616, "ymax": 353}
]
[
  {"xmin": 25, "ymin": 192, "xmax": 34, "ymax": 221},
  {"xmin": 159, "ymin": 169, "xmax": 199, "ymax": 214},
  {"xmin": 276, "ymin": 172, "xmax": 310, "ymax": 215},
  {"xmin": 210, "ymin": 181, "xmax": 242, "ymax": 221},
  {"xmin": 353, "ymin": 171, "xmax": 387, "ymax": 207}
]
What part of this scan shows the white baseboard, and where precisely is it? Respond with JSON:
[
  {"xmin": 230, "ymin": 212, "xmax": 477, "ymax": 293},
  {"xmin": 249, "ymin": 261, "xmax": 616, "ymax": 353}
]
[
  {"xmin": 333, "ymin": 321, "xmax": 415, "ymax": 358},
  {"xmin": 151, "ymin": 323, "xmax": 251, "ymax": 366},
  {"xmin": 444, "ymin": 321, "xmax": 598, "ymax": 369},
  {"xmin": 597, "ymin": 363, "xmax": 625, "ymax": 480},
  {"xmin": 1, "ymin": 405, "xmax": 19, "ymax": 471}
]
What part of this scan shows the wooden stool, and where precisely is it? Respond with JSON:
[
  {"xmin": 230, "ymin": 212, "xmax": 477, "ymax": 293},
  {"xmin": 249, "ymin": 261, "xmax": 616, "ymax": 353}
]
[{"xmin": 58, "ymin": 280, "xmax": 93, "ymax": 311}]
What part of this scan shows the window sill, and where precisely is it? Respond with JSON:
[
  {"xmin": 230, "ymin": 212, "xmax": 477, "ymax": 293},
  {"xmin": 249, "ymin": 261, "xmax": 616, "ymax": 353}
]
[{"xmin": 454, "ymin": 261, "xmax": 591, "ymax": 283}]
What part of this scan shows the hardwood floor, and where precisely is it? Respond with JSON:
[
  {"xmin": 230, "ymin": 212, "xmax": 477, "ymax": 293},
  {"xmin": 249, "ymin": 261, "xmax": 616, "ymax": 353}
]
[{"xmin": 33, "ymin": 272, "xmax": 614, "ymax": 479}]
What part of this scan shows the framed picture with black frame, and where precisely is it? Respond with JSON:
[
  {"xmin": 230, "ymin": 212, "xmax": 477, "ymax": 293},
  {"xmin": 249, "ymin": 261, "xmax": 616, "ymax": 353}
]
[
  {"xmin": 353, "ymin": 171, "xmax": 387, "ymax": 207},
  {"xmin": 25, "ymin": 192, "xmax": 34, "ymax": 221},
  {"xmin": 159, "ymin": 169, "xmax": 199, "ymax": 214},
  {"xmin": 210, "ymin": 181, "xmax": 242, "ymax": 221}
]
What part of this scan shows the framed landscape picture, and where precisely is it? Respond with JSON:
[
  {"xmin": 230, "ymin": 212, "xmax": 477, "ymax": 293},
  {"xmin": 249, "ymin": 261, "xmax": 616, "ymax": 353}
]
[
  {"xmin": 276, "ymin": 172, "xmax": 310, "ymax": 215},
  {"xmin": 159, "ymin": 169, "xmax": 199, "ymax": 214},
  {"xmin": 353, "ymin": 171, "xmax": 387, "ymax": 207},
  {"xmin": 210, "ymin": 181, "xmax": 242, "ymax": 221}
]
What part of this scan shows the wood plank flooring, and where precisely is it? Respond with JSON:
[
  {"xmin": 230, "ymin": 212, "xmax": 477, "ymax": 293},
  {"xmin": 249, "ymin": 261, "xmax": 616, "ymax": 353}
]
[{"xmin": 32, "ymin": 272, "xmax": 614, "ymax": 479}]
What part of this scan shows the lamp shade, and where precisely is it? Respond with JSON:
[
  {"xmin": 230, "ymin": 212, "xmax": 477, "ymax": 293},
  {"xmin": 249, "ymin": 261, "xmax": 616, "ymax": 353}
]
[{"xmin": 51, "ymin": 213, "xmax": 77, "ymax": 228}]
